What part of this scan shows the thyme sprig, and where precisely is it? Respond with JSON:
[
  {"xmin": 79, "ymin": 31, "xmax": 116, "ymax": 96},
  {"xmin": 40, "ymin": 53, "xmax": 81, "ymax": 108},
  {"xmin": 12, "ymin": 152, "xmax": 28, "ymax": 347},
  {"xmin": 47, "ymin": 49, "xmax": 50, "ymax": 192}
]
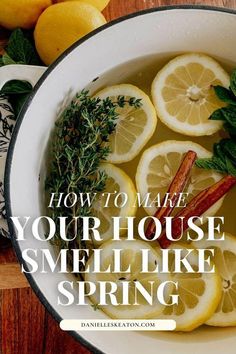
[{"xmin": 45, "ymin": 89, "xmax": 142, "ymax": 250}]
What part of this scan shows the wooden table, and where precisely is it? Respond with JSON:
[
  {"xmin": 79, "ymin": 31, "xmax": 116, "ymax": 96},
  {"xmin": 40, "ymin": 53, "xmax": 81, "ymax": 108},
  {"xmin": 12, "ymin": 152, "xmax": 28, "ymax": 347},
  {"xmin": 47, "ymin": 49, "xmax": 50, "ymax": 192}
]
[{"xmin": 1, "ymin": 0, "xmax": 236, "ymax": 353}]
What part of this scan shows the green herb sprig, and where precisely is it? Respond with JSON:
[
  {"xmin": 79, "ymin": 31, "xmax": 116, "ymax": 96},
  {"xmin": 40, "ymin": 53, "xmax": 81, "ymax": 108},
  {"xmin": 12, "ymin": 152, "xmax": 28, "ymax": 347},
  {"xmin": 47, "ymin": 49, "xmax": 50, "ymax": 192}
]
[
  {"xmin": 196, "ymin": 69, "xmax": 236, "ymax": 177},
  {"xmin": 45, "ymin": 90, "xmax": 142, "ymax": 251},
  {"xmin": 0, "ymin": 28, "xmax": 42, "ymax": 67},
  {"xmin": 0, "ymin": 28, "xmax": 43, "ymax": 116},
  {"xmin": 0, "ymin": 79, "xmax": 33, "ymax": 117}
]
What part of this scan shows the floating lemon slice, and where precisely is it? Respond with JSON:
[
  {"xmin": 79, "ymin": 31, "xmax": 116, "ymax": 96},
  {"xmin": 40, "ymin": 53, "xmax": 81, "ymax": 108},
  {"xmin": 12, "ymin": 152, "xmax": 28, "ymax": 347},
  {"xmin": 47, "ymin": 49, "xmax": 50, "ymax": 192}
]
[
  {"xmin": 159, "ymin": 243, "xmax": 222, "ymax": 331},
  {"xmin": 151, "ymin": 53, "xmax": 229, "ymax": 136},
  {"xmin": 136, "ymin": 140, "xmax": 224, "ymax": 216},
  {"xmin": 91, "ymin": 163, "xmax": 137, "ymax": 245},
  {"xmin": 85, "ymin": 239, "xmax": 172, "ymax": 319},
  {"xmin": 196, "ymin": 233, "xmax": 236, "ymax": 327},
  {"xmin": 94, "ymin": 84, "xmax": 157, "ymax": 163}
]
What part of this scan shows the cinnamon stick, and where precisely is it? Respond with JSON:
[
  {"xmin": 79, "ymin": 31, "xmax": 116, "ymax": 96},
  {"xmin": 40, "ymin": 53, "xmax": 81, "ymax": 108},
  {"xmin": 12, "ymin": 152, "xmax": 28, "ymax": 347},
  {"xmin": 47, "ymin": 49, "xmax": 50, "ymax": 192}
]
[
  {"xmin": 159, "ymin": 175, "xmax": 236, "ymax": 249},
  {"xmin": 145, "ymin": 150, "xmax": 197, "ymax": 240}
]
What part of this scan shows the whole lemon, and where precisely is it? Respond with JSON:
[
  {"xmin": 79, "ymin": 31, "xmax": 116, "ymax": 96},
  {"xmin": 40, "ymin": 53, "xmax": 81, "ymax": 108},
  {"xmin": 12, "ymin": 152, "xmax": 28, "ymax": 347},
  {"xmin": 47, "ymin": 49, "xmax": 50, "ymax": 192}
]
[
  {"xmin": 55, "ymin": 0, "xmax": 110, "ymax": 11},
  {"xmin": 0, "ymin": 0, "xmax": 52, "ymax": 30},
  {"xmin": 34, "ymin": 2, "xmax": 106, "ymax": 65}
]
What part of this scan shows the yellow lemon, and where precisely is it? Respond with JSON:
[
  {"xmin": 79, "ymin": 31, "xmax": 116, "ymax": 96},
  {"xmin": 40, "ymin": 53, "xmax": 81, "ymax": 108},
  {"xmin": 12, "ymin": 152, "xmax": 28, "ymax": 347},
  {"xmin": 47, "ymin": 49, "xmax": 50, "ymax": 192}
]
[
  {"xmin": 136, "ymin": 140, "xmax": 223, "ymax": 216},
  {"xmin": 91, "ymin": 163, "xmax": 137, "ymax": 245},
  {"xmin": 85, "ymin": 239, "xmax": 173, "ymax": 319},
  {"xmin": 0, "ymin": 0, "xmax": 52, "ymax": 30},
  {"xmin": 34, "ymin": 2, "xmax": 106, "ymax": 65},
  {"xmin": 196, "ymin": 233, "xmax": 236, "ymax": 327},
  {"xmin": 94, "ymin": 84, "xmax": 157, "ymax": 163},
  {"xmin": 151, "ymin": 53, "xmax": 229, "ymax": 136},
  {"xmin": 159, "ymin": 243, "xmax": 222, "ymax": 331},
  {"xmin": 55, "ymin": 0, "xmax": 110, "ymax": 11}
]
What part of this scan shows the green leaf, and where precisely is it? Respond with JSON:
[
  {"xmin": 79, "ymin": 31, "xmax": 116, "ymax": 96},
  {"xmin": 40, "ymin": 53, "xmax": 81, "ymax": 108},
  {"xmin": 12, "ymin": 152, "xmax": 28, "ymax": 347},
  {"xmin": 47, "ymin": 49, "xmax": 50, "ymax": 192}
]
[
  {"xmin": 225, "ymin": 157, "xmax": 236, "ymax": 177},
  {"xmin": 195, "ymin": 157, "xmax": 227, "ymax": 173},
  {"xmin": 209, "ymin": 108, "xmax": 226, "ymax": 121},
  {"xmin": 200, "ymin": 68, "xmax": 236, "ymax": 177},
  {"xmin": 211, "ymin": 106, "xmax": 236, "ymax": 127},
  {"xmin": 6, "ymin": 29, "xmax": 41, "ymax": 65},
  {"xmin": 1, "ymin": 53, "xmax": 17, "ymax": 65},
  {"xmin": 224, "ymin": 122, "xmax": 236, "ymax": 137},
  {"xmin": 8, "ymin": 93, "xmax": 31, "ymax": 117},
  {"xmin": 0, "ymin": 80, "xmax": 33, "ymax": 95},
  {"xmin": 220, "ymin": 139, "xmax": 236, "ymax": 160},
  {"xmin": 213, "ymin": 85, "xmax": 236, "ymax": 105},
  {"xmin": 0, "ymin": 79, "xmax": 33, "ymax": 117},
  {"xmin": 221, "ymin": 106, "xmax": 236, "ymax": 128},
  {"xmin": 230, "ymin": 69, "xmax": 236, "ymax": 97},
  {"xmin": 214, "ymin": 142, "xmax": 226, "ymax": 162}
]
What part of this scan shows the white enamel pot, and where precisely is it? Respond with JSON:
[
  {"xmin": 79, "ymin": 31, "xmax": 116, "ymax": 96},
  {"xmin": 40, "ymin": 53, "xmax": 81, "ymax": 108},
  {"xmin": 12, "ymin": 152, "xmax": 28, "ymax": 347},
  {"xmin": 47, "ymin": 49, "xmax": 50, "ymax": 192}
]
[{"xmin": 4, "ymin": 6, "xmax": 236, "ymax": 354}]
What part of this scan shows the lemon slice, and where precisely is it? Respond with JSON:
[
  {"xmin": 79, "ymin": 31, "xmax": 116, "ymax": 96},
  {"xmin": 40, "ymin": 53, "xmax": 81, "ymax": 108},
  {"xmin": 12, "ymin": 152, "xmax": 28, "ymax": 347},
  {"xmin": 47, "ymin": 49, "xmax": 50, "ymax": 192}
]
[
  {"xmin": 92, "ymin": 163, "xmax": 137, "ymax": 245},
  {"xmin": 136, "ymin": 140, "xmax": 224, "ymax": 216},
  {"xmin": 85, "ymin": 239, "xmax": 172, "ymax": 319},
  {"xmin": 196, "ymin": 233, "xmax": 236, "ymax": 327},
  {"xmin": 94, "ymin": 84, "xmax": 157, "ymax": 163},
  {"xmin": 159, "ymin": 243, "xmax": 222, "ymax": 331},
  {"xmin": 151, "ymin": 53, "xmax": 229, "ymax": 136}
]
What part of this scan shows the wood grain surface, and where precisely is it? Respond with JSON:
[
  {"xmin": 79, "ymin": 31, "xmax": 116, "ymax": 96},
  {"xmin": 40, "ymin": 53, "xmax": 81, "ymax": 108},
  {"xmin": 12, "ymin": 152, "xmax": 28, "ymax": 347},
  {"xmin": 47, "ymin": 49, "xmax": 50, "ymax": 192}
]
[{"xmin": 1, "ymin": 0, "xmax": 236, "ymax": 353}]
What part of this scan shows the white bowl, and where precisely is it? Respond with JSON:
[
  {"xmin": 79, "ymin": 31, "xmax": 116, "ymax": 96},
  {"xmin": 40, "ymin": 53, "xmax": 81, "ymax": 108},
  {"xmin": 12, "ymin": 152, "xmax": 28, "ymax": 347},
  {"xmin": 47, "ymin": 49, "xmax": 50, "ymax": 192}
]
[{"xmin": 5, "ymin": 5, "xmax": 236, "ymax": 354}]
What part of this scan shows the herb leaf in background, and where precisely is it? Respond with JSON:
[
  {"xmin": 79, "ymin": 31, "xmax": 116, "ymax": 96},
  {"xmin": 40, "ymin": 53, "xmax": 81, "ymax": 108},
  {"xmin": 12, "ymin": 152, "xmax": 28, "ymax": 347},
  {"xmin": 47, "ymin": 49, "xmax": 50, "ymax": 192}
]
[
  {"xmin": 230, "ymin": 69, "xmax": 236, "ymax": 96},
  {"xmin": 0, "ymin": 53, "xmax": 19, "ymax": 66},
  {"xmin": 213, "ymin": 86, "xmax": 236, "ymax": 105},
  {"xmin": 0, "ymin": 80, "xmax": 32, "ymax": 95},
  {"xmin": 196, "ymin": 69, "xmax": 236, "ymax": 177},
  {"xmin": 0, "ymin": 79, "xmax": 33, "ymax": 117},
  {"xmin": 0, "ymin": 28, "xmax": 42, "ymax": 67},
  {"xmin": 45, "ymin": 90, "xmax": 142, "ymax": 251}
]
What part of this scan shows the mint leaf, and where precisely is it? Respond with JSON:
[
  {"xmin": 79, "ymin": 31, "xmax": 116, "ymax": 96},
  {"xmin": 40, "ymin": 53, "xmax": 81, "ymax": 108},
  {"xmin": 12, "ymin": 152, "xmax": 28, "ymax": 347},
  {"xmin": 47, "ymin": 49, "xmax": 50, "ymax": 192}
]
[
  {"xmin": 211, "ymin": 106, "xmax": 236, "ymax": 126},
  {"xmin": 8, "ymin": 93, "xmax": 31, "ymax": 117},
  {"xmin": 225, "ymin": 157, "xmax": 236, "ymax": 177},
  {"xmin": 220, "ymin": 139, "xmax": 236, "ymax": 160},
  {"xmin": 222, "ymin": 106, "xmax": 236, "ymax": 127},
  {"xmin": 230, "ymin": 69, "xmax": 236, "ymax": 97},
  {"xmin": 195, "ymin": 157, "xmax": 227, "ymax": 173},
  {"xmin": 197, "ymin": 139, "xmax": 236, "ymax": 177},
  {"xmin": 214, "ymin": 85, "xmax": 236, "ymax": 105},
  {"xmin": 6, "ymin": 29, "xmax": 41, "ymax": 65},
  {"xmin": 1, "ymin": 53, "xmax": 18, "ymax": 65},
  {"xmin": 214, "ymin": 142, "xmax": 226, "ymax": 162},
  {"xmin": 199, "ymin": 68, "xmax": 236, "ymax": 177},
  {"xmin": 0, "ymin": 80, "xmax": 32, "ymax": 95},
  {"xmin": 209, "ymin": 108, "xmax": 226, "ymax": 121},
  {"xmin": 224, "ymin": 122, "xmax": 236, "ymax": 137},
  {"xmin": 0, "ymin": 79, "xmax": 33, "ymax": 117}
]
